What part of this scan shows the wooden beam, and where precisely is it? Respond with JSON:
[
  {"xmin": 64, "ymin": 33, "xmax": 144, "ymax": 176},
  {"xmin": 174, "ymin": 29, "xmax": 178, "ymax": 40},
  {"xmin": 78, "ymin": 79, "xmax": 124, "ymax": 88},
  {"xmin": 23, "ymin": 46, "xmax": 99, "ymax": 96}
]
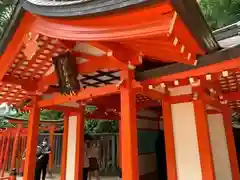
[
  {"xmin": 139, "ymin": 87, "xmax": 165, "ymax": 101},
  {"xmin": 194, "ymin": 100, "xmax": 215, "ymax": 180},
  {"xmin": 136, "ymin": 44, "xmax": 240, "ymax": 83},
  {"xmin": 120, "ymin": 70, "xmax": 139, "ymax": 180},
  {"xmin": 49, "ymin": 125, "xmax": 55, "ymax": 173},
  {"xmin": 74, "ymin": 106, "xmax": 85, "ymax": 180},
  {"xmin": 38, "ymin": 84, "xmax": 120, "ymax": 108},
  {"xmin": 60, "ymin": 113, "xmax": 69, "ymax": 180},
  {"xmin": 75, "ymin": 52, "xmax": 128, "ymax": 73},
  {"xmin": 23, "ymin": 96, "xmax": 40, "ymax": 180},
  {"xmin": 10, "ymin": 124, "xmax": 23, "ymax": 169},
  {"xmin": 223, "ymin": 91, "xmax": 240, "ymax": 101},
  {"xmin": 2, "ymin": 76, "xmax": 37, "ymax": 91},
  {"xmin": 0, "ymin": 13, "xmax": 35, "ymax": 81},
  {"xmin": 170, "ymin": 0, "xmax": 219, "ymax": 53}
]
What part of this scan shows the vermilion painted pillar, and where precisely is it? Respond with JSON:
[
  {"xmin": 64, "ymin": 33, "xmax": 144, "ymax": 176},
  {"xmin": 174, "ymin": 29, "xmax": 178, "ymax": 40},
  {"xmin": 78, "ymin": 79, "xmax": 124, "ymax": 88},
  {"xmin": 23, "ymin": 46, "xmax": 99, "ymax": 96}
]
[
  {"xmin": 20, "ymin": 136, "xmax": 27, "ymax": 176},
  {"xmin": 222, "ymin": 109, "xmax": 240, "ymax": 180},
  {"xmin": 74, "ymin": 106, "xmax": 85, "ymax": 180},
  {"xmin": 60, "ymin": 113, "xmax": 69, "ymax": 180},
  {"xmin": 162, "ymin": 101, "xmax": 177, "ymax": 180},
  {"xmin": 120, "ymin": 70, "xmax": 139, "ymax": 180},
  {"xmin": 49, "ymin": 125, "xmax": 55, "ymax": 172},
  {"xmin": 17, "ymin": 136, "xmax": 23, "ymax": 174},
  {"xmin": 194, "ymin": 100, "xmax": 215, "ymax": 180},
  {"xmin": 23, "ymin": 97, "xmax": 40, "ymax": 180},
  {"xmin": 0, "ymin": 133, "xmax": 6, "ymax": 168},
  {"xmin": 1, "ymin": 132, "xmax": 11, "ymax": 177},
  {"xmin": 10, "ymin": 124, "xmax": 23, "ymax": 169}
]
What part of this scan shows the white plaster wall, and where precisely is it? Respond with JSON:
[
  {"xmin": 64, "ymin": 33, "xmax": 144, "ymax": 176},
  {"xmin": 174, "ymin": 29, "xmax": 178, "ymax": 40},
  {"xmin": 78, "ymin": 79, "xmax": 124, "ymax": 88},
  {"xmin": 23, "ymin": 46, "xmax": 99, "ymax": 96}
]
[
  {"xmin": 208, "ymin": 114, "xmax": 232, "ymax": 180},
  {"xmin": 66, "ymin": 116, "xmax": 77, "ymax": 180},
  {"xmin": 171, "ymin": 102, "xmax": 202, "ymax": 180},
  {"xmin": 139, "ymin": 153, "xmax": 156, "ymax": 175}
]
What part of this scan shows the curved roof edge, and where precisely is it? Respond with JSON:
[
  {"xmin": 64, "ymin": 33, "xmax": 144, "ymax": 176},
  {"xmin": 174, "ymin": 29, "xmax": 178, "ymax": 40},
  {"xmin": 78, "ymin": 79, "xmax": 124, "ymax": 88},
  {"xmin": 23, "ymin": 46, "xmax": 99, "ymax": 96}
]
[
  {"xmin": 170, "ymin": 0, "xmax": 219, "ymax": 53},
  {"xmin": 1, "ymin": 1, "xmax": 220, "ymax": 58},
  {"xmin": 21, "ymin": 0, "xmax": 160, "ymax": 18},
  {"xmin": 0, "ymin": 2, "xmax": 24, "ymax": 55},
  {"xmin": 22, "ymin": 0, "xmax": 219, "ymax": 54}
]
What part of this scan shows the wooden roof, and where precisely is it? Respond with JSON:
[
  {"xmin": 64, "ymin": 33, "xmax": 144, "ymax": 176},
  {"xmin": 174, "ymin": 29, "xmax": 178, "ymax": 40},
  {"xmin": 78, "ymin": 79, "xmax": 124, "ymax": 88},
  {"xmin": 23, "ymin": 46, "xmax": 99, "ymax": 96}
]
[
  {"xmin": 136, "ymin": 20, "xmax": 240, "ymax": 111},
  {"xmin": 0, "ymin": 0, "xmax": 235, "ymax": 113}
]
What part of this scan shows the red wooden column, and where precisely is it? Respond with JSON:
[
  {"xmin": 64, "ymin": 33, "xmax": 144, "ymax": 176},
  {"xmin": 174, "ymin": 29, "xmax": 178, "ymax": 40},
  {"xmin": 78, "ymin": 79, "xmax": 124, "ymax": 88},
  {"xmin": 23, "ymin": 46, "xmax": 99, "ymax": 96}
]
[
  {"xmin": 162, "ymin": 101, "xmax": 177, "ymax": 180},
  {"xmin": 19, "ymin": 136, "xmax": 27, "ymax": 176},
  {"xmin": 10, "ymin": 124, "xmax": 23, "ymax": 169},
  {"xmin": 74, "ymin": 106, "xmax": 85, "ymax": 180},
  {"xmin": 49, "ymin": 125, "xmax": 55, "ymax": 172},
  {"xmin": 0, "ymin": 132, "xmax": 6, "ymax": 168},
  {"xmin": 1, "ymin": 132, "xmax": 11, "ymax": 177},
  {"xmin": 222, "ymin": 108, "xmax": 240, "ymax": 180},
  {"xmin": 120, "ymin": 69, "xmax": 139, "ymax": 180},
  {"xmin": 194, "ymin": 100, "xmax": 215, "ymax": 180},
  {"xmin": 60, "ymin": 113, "xmax": 69, "ymax": 180},
  {"xmin": 23, "ymin": 97, "xmax": 40, "ymax": 180}
]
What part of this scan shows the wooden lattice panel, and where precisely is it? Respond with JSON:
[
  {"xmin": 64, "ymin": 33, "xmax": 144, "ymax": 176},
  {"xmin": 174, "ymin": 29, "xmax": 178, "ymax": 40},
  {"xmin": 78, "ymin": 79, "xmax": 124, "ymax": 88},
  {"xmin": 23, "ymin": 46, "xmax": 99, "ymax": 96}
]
[
  {"xmin": 136, "ymin": 94, "xmax": 152, "ymax": 104},
  {"xmin": 0, "ymin": 82, "xmax": 31, "ymax": 105},
  {"xmin": 6, "ymin": 35, "xmax": 67, "ymax": 80},
  {"xmin": 228, "ymin": 100, "xmax": 240, "ymax": 110},
  {"xmin": 78, "ymin": 70, "xmax": 120, "ymax": 88},
  {"xmin": 220, "ymin": 70, "xmax": 240, "ymax": 93},
  {"xmin": 219, "ymin": 70, "xmax": 240, "ymax": 109}
]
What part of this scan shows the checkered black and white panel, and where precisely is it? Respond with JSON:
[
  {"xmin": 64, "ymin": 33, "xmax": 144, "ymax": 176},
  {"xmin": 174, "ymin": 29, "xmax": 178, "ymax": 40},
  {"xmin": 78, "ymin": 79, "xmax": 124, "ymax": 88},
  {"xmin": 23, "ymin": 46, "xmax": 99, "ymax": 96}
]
[{"xmin": 77, "ymin": 70, "xmax": 120, "ymax": 88}]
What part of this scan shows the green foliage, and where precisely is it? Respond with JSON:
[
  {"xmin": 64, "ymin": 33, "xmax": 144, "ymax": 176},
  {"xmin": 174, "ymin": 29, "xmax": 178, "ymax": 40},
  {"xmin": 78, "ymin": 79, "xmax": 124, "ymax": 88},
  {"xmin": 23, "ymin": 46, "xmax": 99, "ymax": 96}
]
[
  {"xmin": 0, "ymin": 4, "xmax": 15, "ymax": 37},
  {"xmin": 94, "ymin": 120, "xmax": 118, "ymax": 133},
  {"xmin": 85, "ymin": 120, "xmax": 118, "ymax": 133},
  {"xmin": 84, "ymin": 106, "xmax": 118, "ymax": 133},
  {"xmin": 0, "ymin": 116, "xmax": 15, "ymax": 128},
  {"xmin": 11, "ymin": 109, "xmax": 63, "ymax": 121},
  {"xmin": 84, "ymin": 119, "xmax": 98, "ymax": 133},
  {"xmin": 200, "ymin": 0, "xmax": 240, "ymax": 30},
  {"xmin": 39, "ymin": 110, "xmax": 63, "ymax": 120}
]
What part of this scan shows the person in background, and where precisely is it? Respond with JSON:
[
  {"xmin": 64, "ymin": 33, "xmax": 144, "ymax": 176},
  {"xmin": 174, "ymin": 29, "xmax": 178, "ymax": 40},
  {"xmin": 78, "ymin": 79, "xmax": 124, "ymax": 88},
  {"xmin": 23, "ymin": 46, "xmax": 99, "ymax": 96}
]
[
  {"xmin": 83, "ymin": 135, "xmax": 90, "ymax": 180},
  {"xmin": 22, "ymin": 145, "xmax": 44, "ymax": 180},
  {"xmin": 88, "ymin": 140, "xmax": 100, "ymax": 180},
  {"xmin": 38, "ymin": 138, "xmax": 51, "ymax": 180}
]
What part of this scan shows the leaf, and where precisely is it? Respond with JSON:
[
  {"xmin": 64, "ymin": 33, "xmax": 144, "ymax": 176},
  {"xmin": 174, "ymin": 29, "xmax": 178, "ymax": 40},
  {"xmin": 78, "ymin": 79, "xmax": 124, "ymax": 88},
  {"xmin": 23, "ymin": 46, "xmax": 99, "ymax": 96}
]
[{"xmin": 200, "ymin": 0, "xmax": 240, "ymax": 30}]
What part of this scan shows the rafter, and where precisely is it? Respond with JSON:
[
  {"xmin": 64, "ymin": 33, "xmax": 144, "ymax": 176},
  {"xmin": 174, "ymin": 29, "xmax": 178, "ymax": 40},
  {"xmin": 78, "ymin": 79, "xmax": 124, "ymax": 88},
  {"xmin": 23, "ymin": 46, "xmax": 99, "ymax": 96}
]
[
  {"xmin": 38, "ymin": 84, "xmax": 120, "ymax": 108},
  {"xmin": 0, "ymin": 13, "xmax": 36, "ymax": 81}
]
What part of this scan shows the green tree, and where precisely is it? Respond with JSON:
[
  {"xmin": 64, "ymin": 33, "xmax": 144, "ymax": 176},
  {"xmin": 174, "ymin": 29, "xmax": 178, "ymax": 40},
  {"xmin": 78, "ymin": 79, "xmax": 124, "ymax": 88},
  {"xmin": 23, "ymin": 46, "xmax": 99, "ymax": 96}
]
[
  {"xmin": 200, "ymin": 0, "xmax": 240, "ymax": 30},
  {"xmin": 12, "ymin": 109, "xmax": 63, "ymax": 121},
  {"xmin": 0, "ymin": 4, "xmax": 15, "ymax": 37}
]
